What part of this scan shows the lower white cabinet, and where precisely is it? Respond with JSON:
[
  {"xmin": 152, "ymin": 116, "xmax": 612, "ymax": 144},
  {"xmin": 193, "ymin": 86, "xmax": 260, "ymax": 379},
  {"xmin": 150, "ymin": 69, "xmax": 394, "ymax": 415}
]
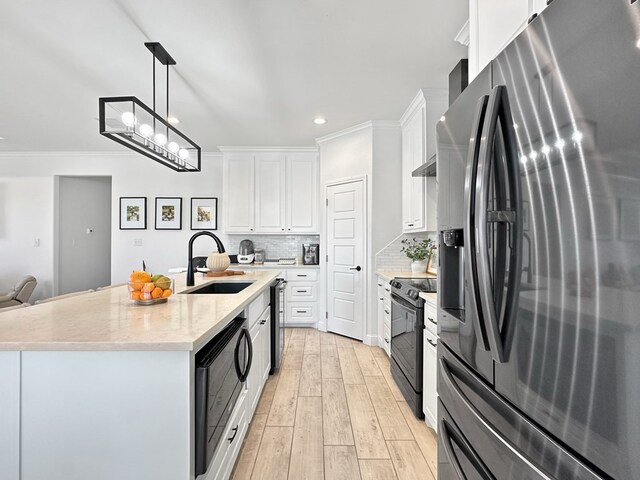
[
  {"xmin": 203, "ymin": 390, "xmax": 248, "ymax": 480},
  {"xmin": 423, "ymin": 330, "xmax": 437, "ymax": 431},
  {"xmin": 377, "ymin": 276, "xmax": 392, "ymax": 356},
  {"xmin": 247, "ymin": 305, "xmax": 271, "ymax": 418},
  {"xmin": 286, "ymin": 269, "xmax": 319, "ymax": 327}
]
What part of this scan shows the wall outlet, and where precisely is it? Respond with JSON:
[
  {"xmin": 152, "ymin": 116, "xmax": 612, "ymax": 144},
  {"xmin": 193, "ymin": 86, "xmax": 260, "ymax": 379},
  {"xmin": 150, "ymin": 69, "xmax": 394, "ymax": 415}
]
[
  {"xmin": 33, "ymin": 238, "xmax": 40, "ymax": 247},
  {"xmin": 133, "ymin": 238, "xmax": 143, "ymax": 247}
]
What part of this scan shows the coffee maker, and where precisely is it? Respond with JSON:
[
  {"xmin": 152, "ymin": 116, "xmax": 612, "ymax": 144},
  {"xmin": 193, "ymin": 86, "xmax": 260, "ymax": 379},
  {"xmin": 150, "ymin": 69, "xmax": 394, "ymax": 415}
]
[{"xmin": 302, "ymin": 244, "xmax": 320, "ymax": 265}]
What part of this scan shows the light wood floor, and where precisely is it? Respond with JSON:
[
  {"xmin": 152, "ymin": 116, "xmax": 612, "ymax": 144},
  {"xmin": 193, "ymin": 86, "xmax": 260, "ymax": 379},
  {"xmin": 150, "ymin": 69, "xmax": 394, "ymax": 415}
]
[{"xmin": 232, "ymin": 328, "xmax": 438, "ymax": 480}]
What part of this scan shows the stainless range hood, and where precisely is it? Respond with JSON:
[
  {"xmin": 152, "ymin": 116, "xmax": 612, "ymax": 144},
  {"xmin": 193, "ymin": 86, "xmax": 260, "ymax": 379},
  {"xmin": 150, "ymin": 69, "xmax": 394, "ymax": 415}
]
[{"xmin": 412, "ymin": 154, "xmax": 436, "ymax": 177}]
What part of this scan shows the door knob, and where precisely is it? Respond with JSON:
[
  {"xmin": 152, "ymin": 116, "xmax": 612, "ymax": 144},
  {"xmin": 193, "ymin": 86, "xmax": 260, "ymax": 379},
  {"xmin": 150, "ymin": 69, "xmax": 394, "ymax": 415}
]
[{"xmin": 349, "ymin": 266, "xmax": 362, "ymax": 272}]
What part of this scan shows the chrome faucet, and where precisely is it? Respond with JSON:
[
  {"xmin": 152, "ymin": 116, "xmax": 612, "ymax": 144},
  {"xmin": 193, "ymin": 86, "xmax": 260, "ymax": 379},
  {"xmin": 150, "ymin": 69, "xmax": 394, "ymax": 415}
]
[{"xmin": 186, "ymin": 231, "xmax": 227, "ymax": 286}]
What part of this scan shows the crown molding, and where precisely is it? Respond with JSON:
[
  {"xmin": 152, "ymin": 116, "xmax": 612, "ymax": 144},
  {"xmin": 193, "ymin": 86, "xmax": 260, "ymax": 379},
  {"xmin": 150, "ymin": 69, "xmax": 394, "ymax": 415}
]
[
  {"xmin": 455, "ymin": 20, "xmax": 470, "ymax": 47},
  {"xmin": 217, "ymin": 146, "xmax": 318, "ymax": 153},
  {"xmin": 400, "ymin": 88, "xmax": 448, "ymax": 127},
  {"xmin": 315, "ymin": 120, "xmax": 400, "ymax": 145}
]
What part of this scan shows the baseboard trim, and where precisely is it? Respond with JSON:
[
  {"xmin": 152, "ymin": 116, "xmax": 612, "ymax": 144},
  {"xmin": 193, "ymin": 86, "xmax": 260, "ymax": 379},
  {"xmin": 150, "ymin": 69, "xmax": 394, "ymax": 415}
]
[{"xmin": 364, "ymin": 334, "xmax": 378, "ymax": 346}]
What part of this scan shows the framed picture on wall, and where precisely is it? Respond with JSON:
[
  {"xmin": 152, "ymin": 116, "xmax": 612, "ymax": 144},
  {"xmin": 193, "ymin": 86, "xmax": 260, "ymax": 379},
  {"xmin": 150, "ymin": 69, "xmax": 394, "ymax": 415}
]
[
  {"xmin": 119, "ymin": 197, "xmax": 147, "ymax": 230},
  {"xmin": 155, "ymin": 197, "xmax": 182, "ymax": 230},
  {"xmin": 190, "ymin": 197, "xmax": 218, "ymax": 230}
]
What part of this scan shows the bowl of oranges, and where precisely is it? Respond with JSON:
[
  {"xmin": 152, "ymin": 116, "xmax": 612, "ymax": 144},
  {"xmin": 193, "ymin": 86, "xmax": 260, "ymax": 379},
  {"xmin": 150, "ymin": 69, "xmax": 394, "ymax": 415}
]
[{"xmin": 128, "ymin": 271, "xmax": 174, "ymax": 306}]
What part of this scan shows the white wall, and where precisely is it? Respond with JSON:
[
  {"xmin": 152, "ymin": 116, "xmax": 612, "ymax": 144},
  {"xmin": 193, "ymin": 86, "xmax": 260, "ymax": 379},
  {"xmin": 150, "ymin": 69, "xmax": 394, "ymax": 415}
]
[
  {"xmin": 0, "ymin": 153, "xmax": 226, "ymax": 301},
  {"xmin": 318, "ymin": 122, "xmax": 403, "ymax": 343}
]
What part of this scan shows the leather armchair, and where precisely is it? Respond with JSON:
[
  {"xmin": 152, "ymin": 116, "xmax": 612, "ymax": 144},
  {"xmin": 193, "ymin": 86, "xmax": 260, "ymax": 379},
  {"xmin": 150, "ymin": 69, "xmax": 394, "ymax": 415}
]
[{"xmin": 0, "ymin": 275, "xmax": 37, "ymax": 309}]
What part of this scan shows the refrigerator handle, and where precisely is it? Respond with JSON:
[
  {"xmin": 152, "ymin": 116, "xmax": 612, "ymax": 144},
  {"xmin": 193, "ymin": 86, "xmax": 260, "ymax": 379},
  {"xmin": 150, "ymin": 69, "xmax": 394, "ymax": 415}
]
[
  {"xmin": 463, "ymin": 95, "xmax": 491, "ymax": 351},
  {"xmin": 440, "ymin": 415, "xmax": 495, "ymax": 480},
  {"xmin": 475, "ymin": 85, "xmax": 515, "ymax": 363}
]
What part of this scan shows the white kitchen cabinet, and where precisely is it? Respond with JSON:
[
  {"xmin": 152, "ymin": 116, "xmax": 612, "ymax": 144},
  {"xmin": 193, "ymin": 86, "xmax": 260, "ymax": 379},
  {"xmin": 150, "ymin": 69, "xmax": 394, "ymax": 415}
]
[
  {"xmin": 468, "ymin": 0, "xmax": 549, "ymax": 81},
  {"xmin": 255, "ymin": 154, "xmax": 286, "ymax": 233},
  {"xmin": 223, "ymin": 154, "xmax": 255, "ymax": 233},
  {"xmin": 247, "ymin": 304, "xmax": 271, "ymax": 418},
  {"xmin": 423, "ymin": 329, "xmax": 438, "ymax": 432},
  {"xmin": 377, "ymin": 276, "xmax": 392, "ymax": 356},
  {"xmin": 222, "ymin": 149, "xmax": 318, "ymax": 234},
  {"xmin": 401, "ymin": 90, "xmax": 447, "ymax": 233},
  {"xmin": 286, "ymin": 269, "xmax": 319, "ymax": 327},
  {"xmin": 286, "ymin": 154, "xmax": 319, "ymax": 233}
]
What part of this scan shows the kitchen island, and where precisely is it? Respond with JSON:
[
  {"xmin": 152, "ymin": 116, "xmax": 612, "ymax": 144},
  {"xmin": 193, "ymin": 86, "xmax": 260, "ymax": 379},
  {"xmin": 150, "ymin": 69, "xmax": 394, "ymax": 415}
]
[{"xmin": 0, "ymin": 270, "xmax": 279, "ymax": 480}]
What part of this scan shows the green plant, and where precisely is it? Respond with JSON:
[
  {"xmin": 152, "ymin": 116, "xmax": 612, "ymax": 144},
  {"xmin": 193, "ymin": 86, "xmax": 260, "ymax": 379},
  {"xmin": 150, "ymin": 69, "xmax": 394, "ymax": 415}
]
[{"xmin": 400, "ymin": 237, "xmax": 434, "ymax": 261}]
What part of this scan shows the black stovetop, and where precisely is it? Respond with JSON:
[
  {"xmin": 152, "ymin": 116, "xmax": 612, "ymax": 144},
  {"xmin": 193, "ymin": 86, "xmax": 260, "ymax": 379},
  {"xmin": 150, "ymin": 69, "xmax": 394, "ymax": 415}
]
[{"xmin": 390, "ymin": 277, "xmax": 437, "ymax": 306}]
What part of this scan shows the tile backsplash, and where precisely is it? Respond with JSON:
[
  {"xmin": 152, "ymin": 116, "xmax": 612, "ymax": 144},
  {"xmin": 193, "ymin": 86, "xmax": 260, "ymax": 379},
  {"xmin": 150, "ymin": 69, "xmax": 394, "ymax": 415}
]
[
  {"xmin": 375, "ymin": 232, "xmax": 437, "ymax": 271},
  {"xmin": 227, "ymin": 235, "xmax": 321, "ymax": 261}
]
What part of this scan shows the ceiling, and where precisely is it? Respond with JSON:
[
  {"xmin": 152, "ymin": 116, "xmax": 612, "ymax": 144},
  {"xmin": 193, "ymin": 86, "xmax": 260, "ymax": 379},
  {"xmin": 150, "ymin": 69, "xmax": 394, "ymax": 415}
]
[{"xmin": 0, "ymin": 0, "xmax": 468, "ymax": 152}]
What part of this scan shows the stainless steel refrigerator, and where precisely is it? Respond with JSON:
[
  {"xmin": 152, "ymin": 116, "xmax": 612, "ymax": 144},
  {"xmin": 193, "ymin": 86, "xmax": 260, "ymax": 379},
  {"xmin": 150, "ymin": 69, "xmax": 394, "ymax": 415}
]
[{"xmin": 436, "ymin": 0, "xmax": 640, "ymax": 478}]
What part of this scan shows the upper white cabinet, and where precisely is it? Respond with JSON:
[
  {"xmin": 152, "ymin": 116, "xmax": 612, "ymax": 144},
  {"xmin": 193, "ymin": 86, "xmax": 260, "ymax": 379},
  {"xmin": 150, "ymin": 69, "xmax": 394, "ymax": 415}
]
[
  {"xmin": 255, "ymin": 154, "xmax": 287, "ymax": 233},
  {"xmin": 469, "ymin": 0, "xmax": 549, "ymax": 80},
  {"xmin": 401, "ymin": 90, "xmax": 447, "ymax": 233},
  {"xmin": 223, "ymin": 154, "xmax": 255, "ymax": 233},
  {"xmin": 223, "ymin": 149, "xmax": 319, "ymax": 234},
  {"xmin": 287, "ymin": 155, "xmax": 319, "ymax": 233}
]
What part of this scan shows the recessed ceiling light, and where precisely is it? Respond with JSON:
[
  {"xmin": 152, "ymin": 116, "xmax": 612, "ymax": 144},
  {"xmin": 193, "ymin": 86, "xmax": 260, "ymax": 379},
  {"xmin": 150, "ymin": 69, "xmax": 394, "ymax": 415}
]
[
  {"xmin": 167, "ymin": 116, "xmax": 180, "ymax": 125},
  {"xmin": 313, "ymin": 117, "xmax": 327, "ymax": 125},
  {"xmin": 0, "ymin": 137, "xmax": 4, "ymax": 140}
]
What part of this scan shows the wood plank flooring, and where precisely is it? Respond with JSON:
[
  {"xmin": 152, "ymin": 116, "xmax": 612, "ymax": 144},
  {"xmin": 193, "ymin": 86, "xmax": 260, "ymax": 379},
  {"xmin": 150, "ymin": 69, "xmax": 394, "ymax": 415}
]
[{"xmin": 232, "ymin": 329, "xmax": 438, "ymax": 480}]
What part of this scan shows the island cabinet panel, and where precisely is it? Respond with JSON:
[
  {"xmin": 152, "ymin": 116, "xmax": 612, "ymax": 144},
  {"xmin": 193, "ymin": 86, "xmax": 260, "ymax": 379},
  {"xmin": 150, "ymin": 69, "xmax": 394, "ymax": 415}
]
[
  {"xmin": 0, "ymin": 352, "xmax": 20, "ymax": 480},
  {"xmin": 20, "ymin": 351, "xmax": 191, "ymax": 480}
]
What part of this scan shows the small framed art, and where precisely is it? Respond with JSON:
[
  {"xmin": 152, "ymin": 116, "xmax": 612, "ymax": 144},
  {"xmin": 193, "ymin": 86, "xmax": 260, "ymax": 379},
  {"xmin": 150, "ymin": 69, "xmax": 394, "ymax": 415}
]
[
  {"xmin": 155, "ymin": 197, "xmax": 182, "ymax": 230},
  {"xmin": 190, "ymin": 197, "xmax": 218, "ymax": 230},
  {"xmin": 119, "ymin": 197, "xmax": 147, "ymax": 230}
]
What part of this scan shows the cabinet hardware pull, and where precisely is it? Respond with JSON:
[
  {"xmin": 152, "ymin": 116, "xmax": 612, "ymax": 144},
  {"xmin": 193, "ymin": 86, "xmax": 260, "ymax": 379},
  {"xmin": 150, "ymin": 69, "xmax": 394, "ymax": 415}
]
[
  {"xmin": 385, "ymin": 338, "xmax": 389, "ymax": 344},
  {"xmin": 427, "ymin": 338, "xmax": 437, "ymax": 347},
  {"xmin": 228, "ymin": 425, "xmax": 239, "ymax": 443},
  {"xmin": 297, "ymin": 274, "xmax": 307, "ymax": 277},
  {"xmin": 428, "ymin": 317, "xmax": 437, "ymax": 325},
  {"xmin": 384, "ymin": 309, "xmax": 390, "ymax": 315},
  {"xmin": 296, "ymin": 310, "xmax": 307, "ymax": 314},
  {"xmin": 296, "ymin": 290, "xmax": 307, "ymax": 293},
  {"xmin": 379, "ymin": 297, "xmax": 384, "ymax": 301}
]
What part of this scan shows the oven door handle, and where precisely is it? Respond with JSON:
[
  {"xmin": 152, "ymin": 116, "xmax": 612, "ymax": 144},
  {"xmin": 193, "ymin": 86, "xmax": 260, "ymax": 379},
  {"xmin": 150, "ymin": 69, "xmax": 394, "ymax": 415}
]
[
  {"xmin": 239, "ymin": 328, "xmax": 253, "ymax": 382},
  {"xmin": 390, "ymin": 293, "xmax": 420, "ymax": 311}
]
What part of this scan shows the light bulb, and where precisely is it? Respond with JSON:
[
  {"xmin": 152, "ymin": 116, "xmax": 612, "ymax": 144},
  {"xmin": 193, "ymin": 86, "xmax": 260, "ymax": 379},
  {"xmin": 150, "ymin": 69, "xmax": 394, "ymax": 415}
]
[
  {"xmin": 167, "ymin": 142, "xmax": 180, "ymax": 154},
  {"xmin": 555, "ymin": 139, "xmax": 566, "ymax": 150},
  {"xmin": 541, "ymin": 145, "xmax": 551, "ymax": 155},
  {"xmin": 313, "ymin": 117, "xmax": 327, "ymax": 125},
  {"xmin": 529, "ymin": 151, "xmax": 538, "ymax": 160},
  {"xmin": 154, "ymin": 133, "xmax": 167, "ymax": 146},
  {"xmin": 121, "ymin": 112, "xmax": 136, "ymax": 127},
  {"xmin": 139, "ymin": 124, "xmax": 153, "ymax": 138},
  {"xmin": 439, "ymin": 116, "xmax": 446, "ymax": 122},
  {"xmin": 572, "ymin": 130, "xmax": 584, "ymax": 143},
  {"xmin": 178, "ymin": 148, "xmax": 190, "ymax": 160},
  {"xmin": 520, "ymin": 155, "xmax": 528, "ymax": 165}
]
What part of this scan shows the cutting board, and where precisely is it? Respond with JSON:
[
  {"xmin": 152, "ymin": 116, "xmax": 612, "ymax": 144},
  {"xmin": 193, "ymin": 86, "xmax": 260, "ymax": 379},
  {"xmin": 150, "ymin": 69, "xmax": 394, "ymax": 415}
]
[{"xmin": 205, "ymin": 270, "xmax": 245, "ymax": 277}]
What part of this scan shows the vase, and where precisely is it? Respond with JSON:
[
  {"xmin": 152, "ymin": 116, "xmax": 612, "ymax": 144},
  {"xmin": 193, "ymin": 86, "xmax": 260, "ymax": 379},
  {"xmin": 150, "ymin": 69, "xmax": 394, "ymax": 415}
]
[
  {"xmin": 206, "ymin": 252, "xmax": 231, "ymax": 272},
  {"xmin": 411, "ymin": 259, "xmax": 427, "ymax": 273}
]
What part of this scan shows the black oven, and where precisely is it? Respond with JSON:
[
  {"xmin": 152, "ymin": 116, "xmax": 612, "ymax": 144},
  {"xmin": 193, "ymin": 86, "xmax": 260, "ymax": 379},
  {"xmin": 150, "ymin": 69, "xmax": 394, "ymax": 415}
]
[
  {"xmin": 194, "ymin": 316, "xmax": 252, "ymax": 477},
  {"xmin": 389, "ymin": 277, "xmax": 436, "ymax": 419}
]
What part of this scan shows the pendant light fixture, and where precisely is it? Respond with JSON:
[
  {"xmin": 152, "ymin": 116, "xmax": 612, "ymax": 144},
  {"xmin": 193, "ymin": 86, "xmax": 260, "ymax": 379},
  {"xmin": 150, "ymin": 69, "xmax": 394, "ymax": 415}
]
[{"xmin": 99, "ymin": 42, "xmax": 201, "ymax": 172}]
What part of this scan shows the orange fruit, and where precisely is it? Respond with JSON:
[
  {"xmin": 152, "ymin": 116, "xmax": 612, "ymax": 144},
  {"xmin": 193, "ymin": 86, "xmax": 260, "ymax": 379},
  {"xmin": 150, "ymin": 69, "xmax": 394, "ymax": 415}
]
[
  {"xmin": 151, "ymin": 287, "xmax": 163, "ymax": 299},
  {"xmin": 130, "ymin": 290, "xmax": 141, "ymax": 300},
  {"xmin": 162, "ymin": 288, "xmax": 172, "ymax": 298},
  {"xmin": 130, "ymin": 271, "xmax": 152, "ymax": 290},
  {"xmin": 142, "ymin": 282, "xmax": 155, "ymax": 293}
]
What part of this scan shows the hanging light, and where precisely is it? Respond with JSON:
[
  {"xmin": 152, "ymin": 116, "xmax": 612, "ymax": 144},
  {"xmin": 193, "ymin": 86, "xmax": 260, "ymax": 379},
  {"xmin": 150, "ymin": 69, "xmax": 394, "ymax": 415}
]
[{"xmin": 98, "ymin": 42, "xmax": 201, "ymax": 172}]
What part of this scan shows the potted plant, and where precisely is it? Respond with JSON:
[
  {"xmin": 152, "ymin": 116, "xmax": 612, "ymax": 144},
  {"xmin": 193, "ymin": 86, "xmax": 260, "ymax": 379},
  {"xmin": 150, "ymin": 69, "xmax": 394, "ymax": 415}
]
[{"xmin": 401, "ymin": 237, "xmax": 435, "ymax": 273}]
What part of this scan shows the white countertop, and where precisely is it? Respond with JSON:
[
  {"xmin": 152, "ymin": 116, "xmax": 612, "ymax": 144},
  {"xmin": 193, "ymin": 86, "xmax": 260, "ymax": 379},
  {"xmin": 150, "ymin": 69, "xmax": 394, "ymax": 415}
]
[
  {"xmin": 229, "ymin": 263, "xmax": 320, "ymax": 270},
  {"xmin": 419, "ymin": 291, "xmax": 437, "ymax": 304},
  {"xmin": 0, "ymin": 270, "xmax": 279, "ymax": 352},
  {"xmin": 376, "ymin": 270, "xmax": 437, "ymax": 283}
]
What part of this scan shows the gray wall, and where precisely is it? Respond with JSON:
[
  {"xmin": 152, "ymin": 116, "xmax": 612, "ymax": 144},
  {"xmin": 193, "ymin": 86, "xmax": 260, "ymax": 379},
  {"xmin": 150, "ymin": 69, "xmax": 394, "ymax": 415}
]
[{"xmin": 57, "ymin": 176, "xmax": 112, "ymax": 294}]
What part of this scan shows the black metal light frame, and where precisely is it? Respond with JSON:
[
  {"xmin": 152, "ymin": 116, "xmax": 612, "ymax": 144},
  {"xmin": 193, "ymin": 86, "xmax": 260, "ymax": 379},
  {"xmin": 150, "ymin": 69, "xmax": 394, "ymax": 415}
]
[{"xmin": 98, "ymin": 43, "xmax": 201, "ymax": 172}]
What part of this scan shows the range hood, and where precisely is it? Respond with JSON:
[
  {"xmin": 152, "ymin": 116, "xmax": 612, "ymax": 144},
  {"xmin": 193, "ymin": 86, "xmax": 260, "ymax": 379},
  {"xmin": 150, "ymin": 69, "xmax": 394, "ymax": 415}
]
[{"xmin": 412, "ymin": 154, "xmax": 436, "ymax": 177}]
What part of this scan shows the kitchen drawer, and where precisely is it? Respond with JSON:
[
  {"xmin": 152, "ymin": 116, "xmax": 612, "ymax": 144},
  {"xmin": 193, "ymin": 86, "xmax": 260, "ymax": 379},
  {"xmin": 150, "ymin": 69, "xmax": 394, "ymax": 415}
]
[
  {"xmin": 287, "ymin": 283, "xmax": 317, "ymax": 302},
  {"xmin": 383, "ymin": 324, "xmax": 391, "ymax": 355},
  {"xmin": 425, "ymin": 307, "xmax": 437, "ymax": 336},
  {"xmin": 287, "ymin": 303, "xmax": 317, "ymax": 325},
  {"xmin": 425, "ymin": 301, "xmax": 437, "ymax": 323},
  {"xmin": 247, "ymin": 290, "xmax": 270, "ymax": 329},
  {"xmin": 383, "ymin": 304, "xmax": 391, "ymax": 326},
  {"xmin": 286, "ymin": 270, "xmax": 318, "ymax": 282}
]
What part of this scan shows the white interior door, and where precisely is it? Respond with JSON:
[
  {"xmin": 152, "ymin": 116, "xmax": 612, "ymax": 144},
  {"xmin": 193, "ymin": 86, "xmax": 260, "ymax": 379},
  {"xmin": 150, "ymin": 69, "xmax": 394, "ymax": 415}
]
[{"xmin": 326, "ymin": 179, "xmax": 365, "ymax": 340}]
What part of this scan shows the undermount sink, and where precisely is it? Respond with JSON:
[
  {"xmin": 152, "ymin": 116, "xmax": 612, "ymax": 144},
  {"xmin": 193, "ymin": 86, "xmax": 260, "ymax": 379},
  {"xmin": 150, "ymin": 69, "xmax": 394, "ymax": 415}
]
[{"xmin": 181, "ymin": 281, "xmax": 254, "ymax": 295}]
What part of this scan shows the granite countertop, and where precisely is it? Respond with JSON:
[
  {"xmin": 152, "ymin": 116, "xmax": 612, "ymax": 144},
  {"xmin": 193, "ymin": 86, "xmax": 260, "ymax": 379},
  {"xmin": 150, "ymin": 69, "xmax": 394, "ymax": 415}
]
[
  {"xmin": 376, "ymin": 270, "xmax": 437, "ymax": 283},
  {"xmin": 419, "ymin": 292, "xmax": 437, "ymax": 304},
  {"xmin": 0, "ymin": 270, "xmax": 279, "ymax": 352}
]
